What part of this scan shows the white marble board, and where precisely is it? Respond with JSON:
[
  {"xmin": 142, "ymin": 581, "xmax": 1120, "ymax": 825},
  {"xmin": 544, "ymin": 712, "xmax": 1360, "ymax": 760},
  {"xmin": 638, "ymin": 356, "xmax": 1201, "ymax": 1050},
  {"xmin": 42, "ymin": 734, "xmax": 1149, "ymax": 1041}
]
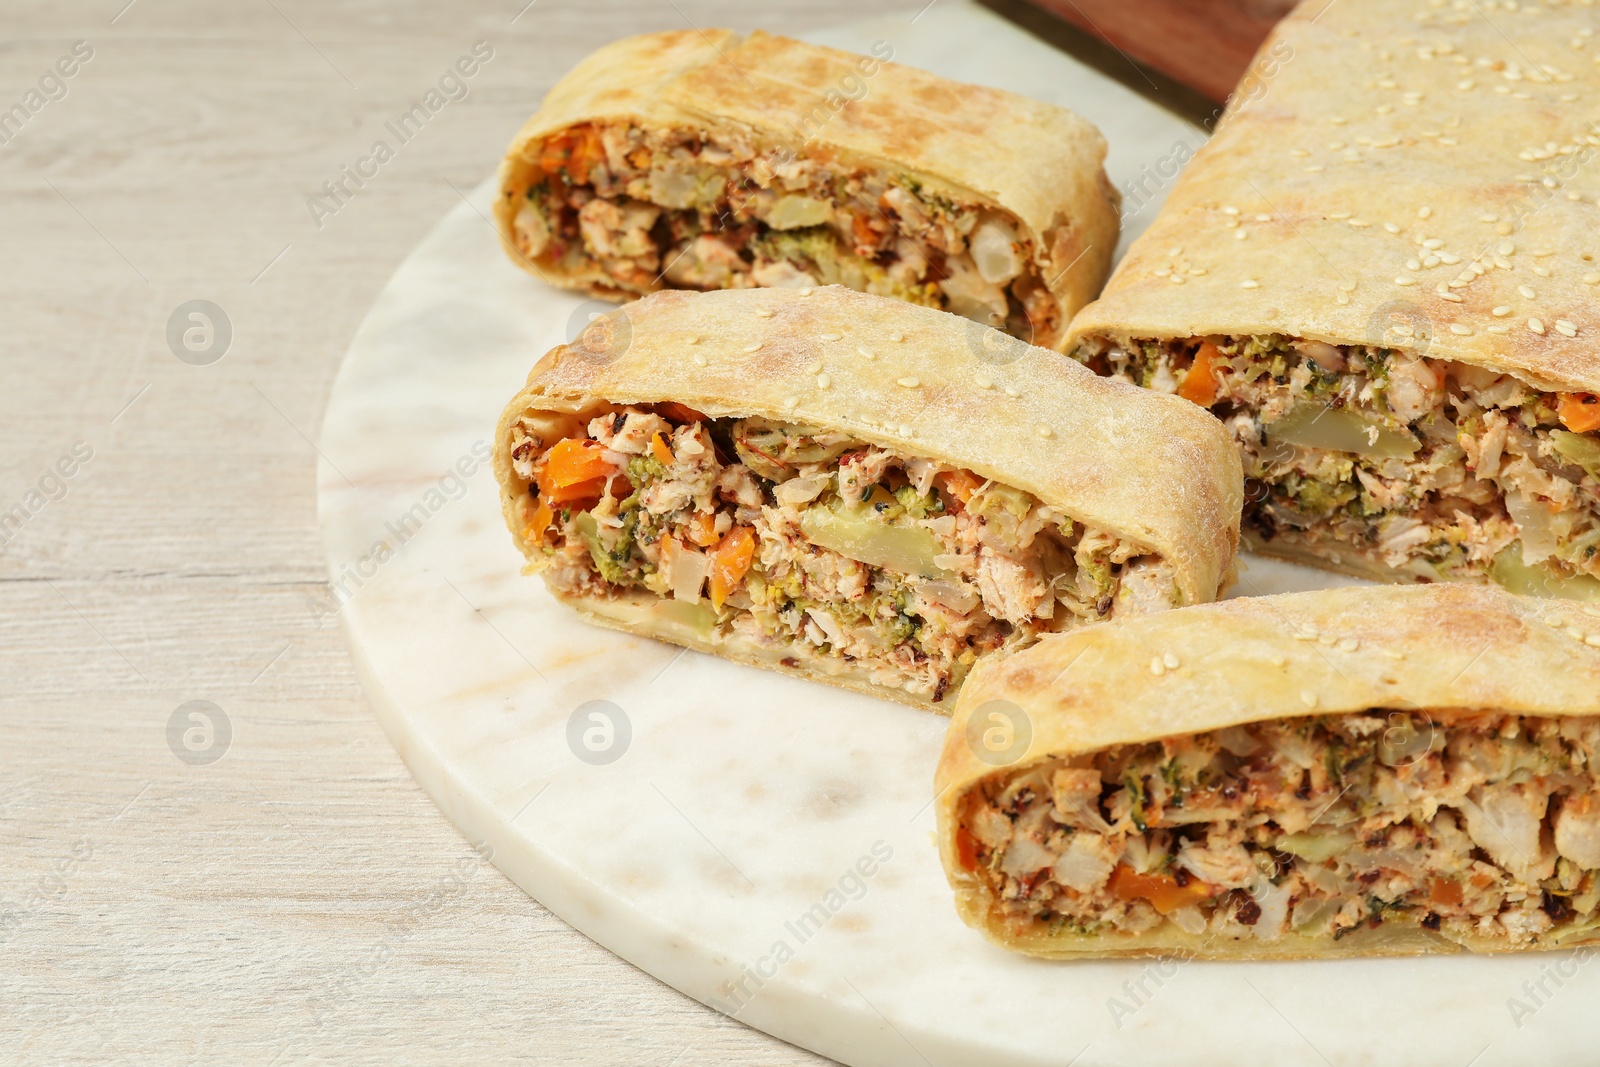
[{"xmin": 315, "ymin": 5, "xmax": 1592, "ymax": 1064}]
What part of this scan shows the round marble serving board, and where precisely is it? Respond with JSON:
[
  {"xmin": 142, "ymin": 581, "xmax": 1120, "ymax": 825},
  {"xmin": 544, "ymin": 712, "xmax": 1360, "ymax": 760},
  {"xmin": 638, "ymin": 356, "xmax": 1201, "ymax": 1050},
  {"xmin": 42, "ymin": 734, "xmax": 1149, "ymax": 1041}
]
[{"xmin": 316, "ymin": 6, "xmax": 1597, "ymax": 1064}]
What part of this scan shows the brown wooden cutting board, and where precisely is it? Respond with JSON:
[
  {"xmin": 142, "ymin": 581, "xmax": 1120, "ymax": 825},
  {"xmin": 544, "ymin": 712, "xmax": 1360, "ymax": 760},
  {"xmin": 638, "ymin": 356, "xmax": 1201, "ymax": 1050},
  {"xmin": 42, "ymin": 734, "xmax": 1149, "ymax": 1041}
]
[{"xmin": 1023, "ymin": 0, "xmax": 1299, "ymax": 103}]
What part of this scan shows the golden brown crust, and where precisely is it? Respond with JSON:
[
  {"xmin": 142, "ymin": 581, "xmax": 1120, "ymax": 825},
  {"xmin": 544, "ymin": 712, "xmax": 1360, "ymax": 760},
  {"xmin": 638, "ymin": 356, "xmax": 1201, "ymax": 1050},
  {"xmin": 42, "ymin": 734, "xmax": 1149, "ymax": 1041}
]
[
  {"xmin": 492, "ymin": 286, "xmax": 1244, "ymax": 707},
  {"xmin": 1066, "ymin": 0, "xmax": 1600, "ymax": 392},
  {"xmin": 935, "ymin": 584, "xmax": 1600, "ymax": 957},
  {"xmin": 495, "ymin": 30, "xmax": 1119, "ymax": 348}
]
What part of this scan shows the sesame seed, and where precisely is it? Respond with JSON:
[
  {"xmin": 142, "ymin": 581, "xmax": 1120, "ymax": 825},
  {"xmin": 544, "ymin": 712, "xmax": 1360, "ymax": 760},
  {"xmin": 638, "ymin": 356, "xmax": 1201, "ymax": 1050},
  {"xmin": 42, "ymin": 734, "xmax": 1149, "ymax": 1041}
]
[
  {"xmin": 1422, "ymin": 239, "xmax": 1445, "ymax": 250},
  {"xmin": 1222, "ymin": 205, "xmax": 1240, "ymax": 215},
  {"xmin": 1296, "ymin": 627, "xmax": 1319, "ymax": 641},
  {"xmin": 974, "ymin": 374, "xmax": 993, "ymax": 389},
  {"xmin": 1493, "ymin": 306, "xmax": 1512, "ymax": 317},
  {"xmin": 819, "ymin": 332, "xmax": 842, "ymax": 342},
  {"xmin": 1350, "ymin": 219, "xmax": 1372, "ymax": 228},
  {"xmin": 754, "ymin": 308, "xmax": 774, "ymax": 318},
  {"xmin": 1339, "ymin": 282, "xmax": 1357, "ymax": 292},
  {"xmin": 783, "ymin": 395, "xmax": 799, "ymax": 409},
  {"xmin": 1488, "ymin": 325, "xmax": 1510, "ymax": 334},
  {"xmin": 1163, "ymin": 652, "xmax": 1181, "ymax": 669},
  {"xmin": 1586, "ymin": 273, "xmax": 1600, "ymax": 285},
  {"xmin": 1235, "ymin": 230, "xmax": 1248, "ymax": 240},
  {"xmin": 1301, "ymin": 691, "xmax": 1319, "ymax": 708},
  {"xmin": 1570, "ymin": 628, "xmax": 1587, "ymax": 642},
  {"xmin": 1494, "ymin": 256, "xmax": 1513, "ymax": 271},
  {"xmin": 857, "ymin": 346, "xmax": 876, "ymax": 360},
  {"xmin": 1150, "ymin": 657, "xmax": 1166, "ymax": 677},
  {"xmin": 1330, "ymin": 211, "xmax": 1352, "ymax": 220},
  {"xmin": 1556, "ymin": 320, "xmax": 1579, "ymax": 336},
  {"xmin": 900, "ymin": 423, "xmax": 913, "ymax": 437},
  {"xmin": 798, "ymin": 288, "xmax": 813, "ymax": 297},
  {"xmin": 816, "ymin": 373, "xmax": 831, "ymax": 389},
  {"xmin": 1529, "ymin": 318, "xmax": 1546, "ymax": 335},
  {"xmin": 1450, "ymin": 323, "xmax": 1473, "ymax": 335},
  {"xmin": 1423, "ymin": 255, "xmax": 1441, "ymax": 268},
  {"xmin": 1240, "ymin": 279, "xmax": 1260, "ymax": 289},
  {"xmin": 897, "ymin": 376, "xmax": 919, "ymax": 388},
  {"xmin": 686, "ymin": 335, "xmax": 700, "ymax": 345},
  {"xmin": 743, "ymin": 342, "xmax": 763, "ymax": 353},
  {"xmin": 1395, "ymin": 276, "xmax": 1416, "ymax": 286},
  {"xmin": 1168, "ymin": 245, "xmax": 1184, "ymax": 256},
  {"xmin": 1338, "ymin": 637, "xmax": 1360, "ymax": 652},
  {"xmin": 1319, "ymin": 634, "xmax": 1337, "ymax": 647},
  {"xmin": 1004, "ymin": 387, "xmax": 1019, "ymax": 398},
  {"xmin": 890, "ymin": 332, "xmax": 905, "ymax": 343},
  {"xmin": 1499, "ymin": 240, "xmax": 1516, "ymax": 255},
  {"xmin": 1037, "ymin": 425, "xmax": 1053, "ymax": 438},
  {"xmin": 1169, "ymin": 274, "xmax": 1186, "ymax": 284},
  {"xmin": 807, "ymin": 360, "xmax": 824, "ymax": 374},
  {"xmin": 1588, "ymin": 635, "xmax": 1600, "ymax": 648},
  {"xmin": 1385, "ymin": 222, "xmax": 1402, "ymax": 234},
  {"xmin": 1406, "ymin": 258, "xmax": 1423, "ymax": 271},
  {"xmin": 1439, "ymin": 253, "xmax": 1460, "ymax": 265},
  {"xmin": 1480, "ymin": 213, "xmax": 1498, "ymax": 223},
  {"xmin": 691, "ymin": 353, "xmax": 707, "ymax": 367},
  {"xmin": 1419, "ymin": 206, "xmax": 1433, "ymax": 218},
  {"xmin": 1336, "ymin": 294, "xmax": 1350, "ymax": 305},
  {"xmin": 1518, "ymin": 285, "xmax": 1536, "ymax": 299}
]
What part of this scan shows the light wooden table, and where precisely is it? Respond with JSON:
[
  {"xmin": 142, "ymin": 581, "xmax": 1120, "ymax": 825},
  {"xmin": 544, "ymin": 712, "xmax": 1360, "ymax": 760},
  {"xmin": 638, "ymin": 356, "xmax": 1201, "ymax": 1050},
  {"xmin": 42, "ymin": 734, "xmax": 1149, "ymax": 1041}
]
[{"xmin": 0, "ymin": 2, "xmax": 943, "ymax": 1062}]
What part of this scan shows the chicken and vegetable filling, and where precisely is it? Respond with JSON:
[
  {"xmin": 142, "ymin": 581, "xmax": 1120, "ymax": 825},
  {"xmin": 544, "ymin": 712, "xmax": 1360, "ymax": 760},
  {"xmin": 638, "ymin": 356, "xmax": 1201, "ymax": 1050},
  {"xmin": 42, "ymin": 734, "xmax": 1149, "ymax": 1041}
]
[
  {"xmin": 1075, "ymin": 334, "xmax": 1600, "ymax": 600},
  {"xmin": 506, "ymin": 405, "xmax": 1175, "ymax": 702},
  {"xmin": 511, "ymin": 121, "xmax": 1058, "ymax": 345},
  {"xmin": 959, "ymin": 710, "xmax": 1600, "ymax": 949}
]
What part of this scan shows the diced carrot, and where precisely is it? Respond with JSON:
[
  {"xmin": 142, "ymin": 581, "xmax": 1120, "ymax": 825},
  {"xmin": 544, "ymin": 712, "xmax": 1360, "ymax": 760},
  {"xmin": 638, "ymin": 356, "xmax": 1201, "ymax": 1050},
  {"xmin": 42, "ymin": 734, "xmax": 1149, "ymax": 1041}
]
[
  {"xmin": 707, "ymin": 526, "xmax": 757, "ymax": 609},
  {"xmin": 654, "ymin": 401, "xmax": 708, "ymax": 425},
  {"xmin": 937, "ymin": 469, "xmax": 984, "ymax": 505},
  {"xmin": 956, "ymin": 827, "xmax": 980, "ymax": 873},
  {"xmin": 1177, "ymin": 341, "xmax": 1222, "ymax": 407},
  {"xmin": 539, "ymin": 125, "xmax": 603, "ymax": 177},
  {"xmin": 686, "ymin": 510, "xmax": 718, "ymax": 548},
  {"xmin": 1108, "ymin": 864, "xmax": 1215, "ymax": 915},
  {"xmin": 1429, "ymin": 877, "xmax": 1463, "ymax": 907},
  {"xmin": 851, "ymin": 213, "xmax": 880, "ymax": 251},
  {"xmin": 650, "ymin": 431, "xmax": 675, "ymax": 466},
  {"xmin": 536, "ymin": 439, "xmax": 616, "ymax": 505},
  {"xmin": 523, "ymin": 500, "xmax": 554, "ymax": 547},
  {"xmin": 1559, "ymin": 392, "xmax": 1600, "ymax": 434}
]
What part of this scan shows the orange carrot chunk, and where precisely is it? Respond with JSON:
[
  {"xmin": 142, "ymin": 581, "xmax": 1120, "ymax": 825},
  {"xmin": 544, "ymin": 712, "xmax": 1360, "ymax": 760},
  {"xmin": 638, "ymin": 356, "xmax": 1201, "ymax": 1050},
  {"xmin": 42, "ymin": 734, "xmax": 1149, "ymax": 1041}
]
[
  {"xmin": 537, "ymin": 439, "xmax": 615, "ymax": 505},
  {"xmin": 937, "ymin": 469, "xmax": 984, "ymax": 505},
  {"xmin": 1177, "ymin": 341, "xmax": 1223, "ymax": 408},
  {"xmin": 1558, "ymin": 392, "xmax": 1600, "ymax": 434},
  {"xmin": 650, "ymin": 431, "xmax": 675, "ymax": 466},
  {"xmin": 524, "ymin": 501, "xmax": 554, "ymax": 547},
  {"xmin": 1108, "ymin": 863, "xmax": 1215, "ymax": 915},
  {"xmin": 707, "ymin": 526, "xmax": 757, "ymax": 609},
  {"xmin": 956, "ymin": 827, "xmax": 980, "ymax": 873}
]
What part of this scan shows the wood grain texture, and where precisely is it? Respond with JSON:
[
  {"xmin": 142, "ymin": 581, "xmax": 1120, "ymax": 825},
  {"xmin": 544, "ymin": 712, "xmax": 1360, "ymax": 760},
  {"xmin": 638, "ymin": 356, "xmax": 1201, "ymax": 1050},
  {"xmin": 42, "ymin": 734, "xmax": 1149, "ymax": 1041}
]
[
  {"xmin": 0, "ymin": 2, "xmax": 918, "ymax": 1063},
  {"xmin": 1022, "ymin": 0, "xmax": 1298, "ymax": 102}
]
